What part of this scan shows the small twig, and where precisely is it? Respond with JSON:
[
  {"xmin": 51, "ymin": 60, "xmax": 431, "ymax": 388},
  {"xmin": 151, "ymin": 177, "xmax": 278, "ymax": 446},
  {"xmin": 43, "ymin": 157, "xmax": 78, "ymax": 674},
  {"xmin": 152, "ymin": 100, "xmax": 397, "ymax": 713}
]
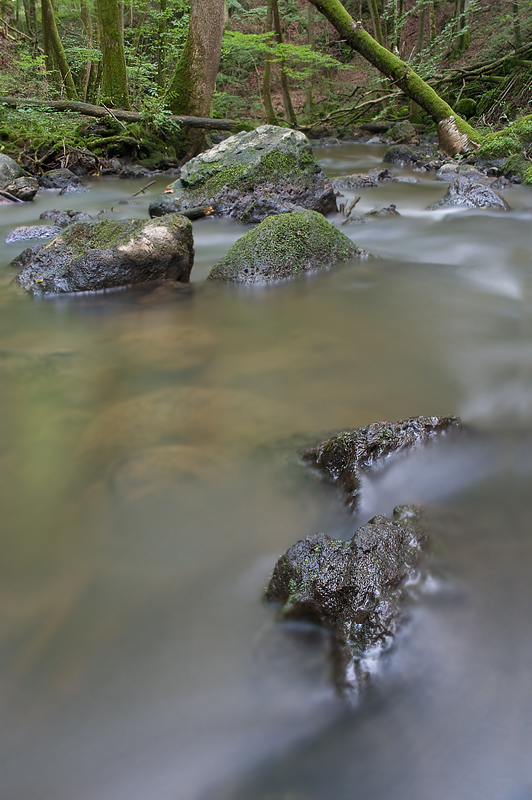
[
  {"xmin": 130, "ymin": 180, "xmax": 155, "ymax": 197},
  {"xmin": 0, "ymin": 188, "xmax": 25, "ymax": 203},
  {"xmin": 101, "ymin": 103, "xmax": 128, "ymax": 130}
]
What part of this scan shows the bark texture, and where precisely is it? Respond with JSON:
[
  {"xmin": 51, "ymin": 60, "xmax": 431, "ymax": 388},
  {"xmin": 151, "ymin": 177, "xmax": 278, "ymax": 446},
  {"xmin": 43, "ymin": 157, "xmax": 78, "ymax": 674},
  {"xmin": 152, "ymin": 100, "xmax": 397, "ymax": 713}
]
[
  {"xmin": 95, "ymin": 0, "xmax": 130, "ymax": 108},
  {"xmin": 41, "ymin": 0, "xmax": 77, "ymax": 98}
]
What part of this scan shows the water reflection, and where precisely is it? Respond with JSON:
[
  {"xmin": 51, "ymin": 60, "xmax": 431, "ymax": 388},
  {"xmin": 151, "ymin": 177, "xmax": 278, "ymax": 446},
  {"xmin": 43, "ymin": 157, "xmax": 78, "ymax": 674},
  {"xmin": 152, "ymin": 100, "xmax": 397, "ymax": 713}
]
[{"xmin": 0, "ymin": 145, "xmax": 532, "ymax": 799}]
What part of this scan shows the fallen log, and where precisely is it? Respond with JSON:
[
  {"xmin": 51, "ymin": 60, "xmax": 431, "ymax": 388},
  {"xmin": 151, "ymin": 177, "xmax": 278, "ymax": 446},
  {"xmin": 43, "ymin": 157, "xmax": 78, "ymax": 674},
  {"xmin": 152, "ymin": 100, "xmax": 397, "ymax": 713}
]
[{"xmin": 0, "ymin": 97, "xmax": 238, "ymax": 131}]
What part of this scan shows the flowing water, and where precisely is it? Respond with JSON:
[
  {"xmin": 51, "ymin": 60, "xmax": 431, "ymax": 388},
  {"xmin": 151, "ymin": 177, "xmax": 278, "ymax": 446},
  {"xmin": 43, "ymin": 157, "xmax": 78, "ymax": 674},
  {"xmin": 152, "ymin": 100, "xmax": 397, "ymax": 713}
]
[{"xmin": 1, "ymin": 144, "xmax": 532, "ymax": 800}]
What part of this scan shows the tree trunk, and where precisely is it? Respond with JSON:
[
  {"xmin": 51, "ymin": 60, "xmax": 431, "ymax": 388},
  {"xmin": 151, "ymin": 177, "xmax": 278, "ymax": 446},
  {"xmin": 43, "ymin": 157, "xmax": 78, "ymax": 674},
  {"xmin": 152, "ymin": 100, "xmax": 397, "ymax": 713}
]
[
  {"xmin": 513, "ymin": 0, "xmax": 522, "ymax": 50},
  {"xmin": 157, "ymin": 0, "xmax": 167, "ymax": 92},
  {"xmin": 409, "ymin": 4, "xmax": 425, "ymax": 121},
  {"xmin": 95, "ymin": 0, "xmax": 130, "ymax": 108},
  {"xmin": 40, "ymin": 0, "xmax": 78, "ymax": 98},
  {"xmin": 306, "ymin": 0, "xmax": 479, "ymax": 150},
  {"xmin": 262, "ymin": 0, "xmax": 278, "ymax": 124},
  {"xmin": 453, "ymin": 0, "xmax": 470, "ymax": 55},
  {"xmin": 368, "ymin": 0, "xmax": 384, "ymax": 46},
  {"xmin": 272, "ymin": 0, "xmax": 297, "ymax": 125},
  {"xmin": 80, "ymin": 0, "xmax": 95, "ymax": 101},
  {"xmin": 305, "ymin": 3, "xmax": 316, "ymax": 119},
  {"xmin": 166, "ymin": 0, "xmax": 225, "ymax": 156}
]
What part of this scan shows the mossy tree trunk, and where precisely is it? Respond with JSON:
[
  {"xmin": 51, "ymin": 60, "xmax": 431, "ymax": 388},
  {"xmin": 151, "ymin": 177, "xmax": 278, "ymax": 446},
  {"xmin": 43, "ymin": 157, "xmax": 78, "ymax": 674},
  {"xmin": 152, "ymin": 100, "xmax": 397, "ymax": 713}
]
[
  {"xmin": 368, "ymin": 0, "xmax": 384, "ymax": 46},
  {"xmin": 80, "ymin": 0, "xmax": 95, "ymax": 101},
  {"xmin": 453, "ymin": 0, "xmax": 470, "ymax": 55},
  {"xmin": 157, "ymin": 0, "xmax": 167, "ymax": 93},
  {"xmin": 41, "ymin": 0, "xmax": 78, "ymax": 99},
  {"xmin": 166, "ymin": 0, "xmax": 225, "ymax": 156},
  {"xmin": 305, "ymin": 3, "xmax": 316, "ymax": 119},
  {"xmin": 95, "ymin": 0, "xmax": 130, "ymax": 109},
  {"xmin": 306, "ymin": 0, "xmax": 479, "ymax": 143}
]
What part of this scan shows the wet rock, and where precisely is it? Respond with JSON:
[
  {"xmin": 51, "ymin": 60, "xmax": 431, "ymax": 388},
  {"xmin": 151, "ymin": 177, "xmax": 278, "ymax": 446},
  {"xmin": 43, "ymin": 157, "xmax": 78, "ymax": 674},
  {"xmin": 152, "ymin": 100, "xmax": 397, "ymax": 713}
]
[
  {"xmin": 265, "ymin": 505, "xmax": 429, "ymax": 694},
  {"xmin": 389, "ymin": 121, "xmax": 418, "ymax": 144},
  {"xmin": 12, "ymin": 214, "xmax": 194, "ymax": 296},
  {"xmin": 383, "ymin": 145, "xmax": 420, "ymax": 165},
  {"xmin": 238, "ymin": 194, "xmax": 307, "ymax": 224},
  {"xmin": 39, "ymin": 209, "xmax": 94, "ymax": 227},
  {"xmin": 428, "ymin": 177, "xmax": 510, "ymax": 210},
  {"xmin": 38, "ymin": 168, "xmax": 83, "ymax": 191},
  {"xmin": 6, "ymin": 225, "xmax": 61, "ymax": 244},
  {"xmin": 0, "ymin": 153, "xmax": 26, "ymax": 189},
  {"xmin": 3, "ymin": 176, "xmax": 39, "ymax": 201},
  {"xmin": 435, "ymin": 164, "xmax": 492, "ymax": 185},
  {"xmin": 302, "ymin": 415, "xmax": 461, "ymax": 510},
  {"xmin": 365, "ymin": 204, "xmax": 400, "ymax": 217},
  {"xmin": 208, "ymin": 210, "xmax": 364, "ymax": 283},
  {"xmin": 149, "ymin": 124, "xmax": 337, "ymax": 222},
  {"xmin": 333, "ymin": 168, "xmax": 396, "ymax": 191}
]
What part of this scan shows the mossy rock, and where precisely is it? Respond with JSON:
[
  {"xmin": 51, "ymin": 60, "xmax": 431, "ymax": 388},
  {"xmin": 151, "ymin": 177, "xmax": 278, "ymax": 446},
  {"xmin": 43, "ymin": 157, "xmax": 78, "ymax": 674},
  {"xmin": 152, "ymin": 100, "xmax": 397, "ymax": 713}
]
[
  {"xmin": 12, "ymin": 215, "xmax": 194, "ymax": 296},
  {"xmin": 455, "ymin": 98, "xmax": 477, "ymax": 119},
  {"xmin": 476, "ymin": 114, "xmax": 532, "ymax": 160},
  {"xmin": 0, "ymin": 153, "xmax": 26, "ymax": 190},
  {"xmin": 500, "ymin": 153, "xmax": 532, "ymax": 184},
  {"xmin": 150, "ymin": 125, "xmax": 337, "ymax": 222},
  {"xmin": 389, "ymin": 121, "xmax": 418, "ymax": 143},
  {"xmin": 208, "ymin": 210, "xmax": 363, "ymax": 284}
]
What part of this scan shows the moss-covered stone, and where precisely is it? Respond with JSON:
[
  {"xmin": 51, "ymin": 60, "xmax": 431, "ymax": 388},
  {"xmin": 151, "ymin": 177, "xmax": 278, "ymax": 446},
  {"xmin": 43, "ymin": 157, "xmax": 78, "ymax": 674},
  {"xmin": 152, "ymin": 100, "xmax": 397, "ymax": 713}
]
[
  {"xmin": 500, "ymin": 153, "xmax": 532, "ymax": 184},
  {"xmin": 207, "ymin": 210, "xmax": 363, "ymax": 284},
  {"xmin": 476, "ymin": 114, "xmax": 532, "ymax": 160},
  {"xmin": 12, "ymin": 215, "xmax": 194, "ymax": 296},
  {"xmin": 149, "ymin": 125, "xmax": 337, "ymax": 222},
  {"xmin": 455, "ymin": 98, "xmax": 477, "ymax": 119}
]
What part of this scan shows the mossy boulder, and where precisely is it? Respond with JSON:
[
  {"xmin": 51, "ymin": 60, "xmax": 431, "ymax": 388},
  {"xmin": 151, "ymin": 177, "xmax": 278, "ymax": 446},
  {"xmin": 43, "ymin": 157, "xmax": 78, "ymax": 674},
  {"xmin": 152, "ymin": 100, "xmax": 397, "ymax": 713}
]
[
  {"xmin": 0, "ymin": 153, "xmax": 26, "ymax": 189},
  {"xmin": 149, "ymin": 125, "xmax": 337, "ymax": 223},
  {"xmin": 383, "ymin": 144, "xmax": 420, "ymax": 165},
  {"xmin": 389, "ymin": 121, "xmax": 418, "ymax": 143},
  {"xmin": 207, "ymin": 210, "xmax": 363, "ymax": 284},
  {"xmin": 11, "ymin": 215, "xmax": 194, "ymax": 296},
  {"xmin": 265, "ymin": 506, "xmax": 429, "ymax": 694},
  {"xmin": 302, "ymin": 415, "xmax": 461, "ymax": 510},
  {"xmin": 500, "ymin": 154, "xmax": 532, "ymax": 184},
  {"xmin": 455, "ymin": 98, "xmax": 477, "ymax": 119}
]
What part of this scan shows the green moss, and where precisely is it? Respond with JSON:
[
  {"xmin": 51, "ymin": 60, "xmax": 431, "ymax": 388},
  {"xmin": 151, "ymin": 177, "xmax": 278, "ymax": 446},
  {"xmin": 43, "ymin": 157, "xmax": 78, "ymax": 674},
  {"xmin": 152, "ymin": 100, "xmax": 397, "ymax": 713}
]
[
  {"xmin": 477, "ymin": 115, "xmax": 532, "ymax": 160},
  {"xmin": 59, "ymin": 218, "xmax": 145, "ymax": 255},
  {"xmin": 501, "ymin": 153, "xmax": 532, "ymax": 184},
  {"xmin": 455, "ymin": 98, "xmax": 477, "ymax": 119},
  {"xmin": 208, "ymin": 210, "xmax": 361, "ymax": 283}
]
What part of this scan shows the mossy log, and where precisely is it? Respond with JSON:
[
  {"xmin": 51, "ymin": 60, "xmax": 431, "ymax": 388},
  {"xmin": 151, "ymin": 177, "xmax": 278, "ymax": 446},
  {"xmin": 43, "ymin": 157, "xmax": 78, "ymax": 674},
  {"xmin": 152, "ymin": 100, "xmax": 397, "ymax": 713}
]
[
  {"xmin": 0, "ymin": 97, "xmax": 239, "ymax": 131},
  {"xmin": 306, "ymin": 0, "xmax": 480, "ymax": 152}
]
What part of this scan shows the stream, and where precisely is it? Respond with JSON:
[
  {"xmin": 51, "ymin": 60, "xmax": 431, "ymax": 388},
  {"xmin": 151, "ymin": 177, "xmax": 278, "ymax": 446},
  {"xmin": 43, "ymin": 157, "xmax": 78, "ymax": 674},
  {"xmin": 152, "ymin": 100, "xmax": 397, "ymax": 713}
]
[{"xmin": 1, "ymin": 143, "xmax": 532, "ymax": 800}]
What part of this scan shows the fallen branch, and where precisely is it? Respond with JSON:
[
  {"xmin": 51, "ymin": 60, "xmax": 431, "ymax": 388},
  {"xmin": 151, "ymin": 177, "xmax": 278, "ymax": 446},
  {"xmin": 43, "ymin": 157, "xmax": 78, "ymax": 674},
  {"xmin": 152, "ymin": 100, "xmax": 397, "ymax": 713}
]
[
  {"xmin": 0, "ymin": 188, "xmax": 25, "ymax": 203},
  {"xmin": 0, "ymin": 96, "xmax": 239, "ymax": 131}
]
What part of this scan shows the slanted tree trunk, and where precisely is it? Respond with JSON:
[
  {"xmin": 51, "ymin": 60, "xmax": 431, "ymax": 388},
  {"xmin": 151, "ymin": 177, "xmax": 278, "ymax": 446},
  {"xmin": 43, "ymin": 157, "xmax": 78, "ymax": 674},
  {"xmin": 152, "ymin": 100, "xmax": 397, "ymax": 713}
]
[
  {"xmin": 41, "ymin": 0, "xmax": 78, "ymax": 98},
  {"xmin": 262, "ymin": 0, "xmax": 278, "ymax": 124},
  {"xmin": 306, "ymin": 0, "xmax": 479, "ymax": 153},
  {"xmin": 166, "ymin": 0, "xmax": 225, "ymax": 156},
  {"xmin": 95, "ymin": 0, "xmax": 130, "ymax": 108},
  {"xmin": 272, "ymin": 0, "xmax": 297, "ymax": 125}
]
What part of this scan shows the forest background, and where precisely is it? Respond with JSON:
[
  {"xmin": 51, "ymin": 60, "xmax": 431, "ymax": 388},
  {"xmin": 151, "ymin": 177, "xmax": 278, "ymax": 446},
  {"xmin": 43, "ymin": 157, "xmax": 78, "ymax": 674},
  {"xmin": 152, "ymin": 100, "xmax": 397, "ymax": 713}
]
[{"xmin": 1, "ymin": 0, "xmax": 532, "ymax": 171}]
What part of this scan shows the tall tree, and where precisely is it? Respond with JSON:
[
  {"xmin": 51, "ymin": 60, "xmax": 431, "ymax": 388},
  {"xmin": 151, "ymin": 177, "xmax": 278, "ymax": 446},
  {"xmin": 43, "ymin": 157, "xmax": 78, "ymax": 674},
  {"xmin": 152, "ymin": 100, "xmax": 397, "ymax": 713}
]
[
  {"xmin": 41, "ymin": 0, "xmax": 78, "ymax": 98},
  {"xmin": 262, "ymin": 0, "xmax": 278, "ymax": 124},
  {"xmin": 95, "ymin": 0, "xmax": 130, "ymax": 108},
  {"xmin": 271, "ymin": 0, "xmax": 297, "ymax": 125},
  {"xmin": 306, "ymin": 0, "xmax": 478, "ymax": 153}
]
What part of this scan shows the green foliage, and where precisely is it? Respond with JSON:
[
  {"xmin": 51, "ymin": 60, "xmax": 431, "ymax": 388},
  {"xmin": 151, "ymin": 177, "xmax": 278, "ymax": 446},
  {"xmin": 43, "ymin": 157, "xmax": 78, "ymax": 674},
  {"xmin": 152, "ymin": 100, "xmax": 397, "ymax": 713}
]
[{"xmin": 476, "ymin": 115, "xmax": 532, "ymax": 159}]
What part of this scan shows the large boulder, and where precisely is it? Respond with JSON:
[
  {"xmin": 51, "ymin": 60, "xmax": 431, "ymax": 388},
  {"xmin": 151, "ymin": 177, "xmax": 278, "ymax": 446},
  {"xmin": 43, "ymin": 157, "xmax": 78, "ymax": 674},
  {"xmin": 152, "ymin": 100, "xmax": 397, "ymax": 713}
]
[
  {"xmin": 149, "ymin": 125, "xmax": 337, "ymax": 222},
  {"xmin": 3, "ymin": 176, "xmax": 39, "ymax": 201},
  {"xmin": 12, "ymin": 215, "xmax": 194, "ymax": 296},
  {"xmin": 428, "ymin": 176, "xmax": 510, "ymax": 210},
  {"xmin": 0, "ymin": 153, "xmax": 26, "ymax": 189},
  {"xmin": 265, "ymin": 505, "xmax": 429, "ymax": 694},
  {"xmin": 302, "ymin": 415, "xmax": 461, "ymax": 510},
  {"xmin": 207, "ymin": 210, "xmax": 363, "ymax": 283}
]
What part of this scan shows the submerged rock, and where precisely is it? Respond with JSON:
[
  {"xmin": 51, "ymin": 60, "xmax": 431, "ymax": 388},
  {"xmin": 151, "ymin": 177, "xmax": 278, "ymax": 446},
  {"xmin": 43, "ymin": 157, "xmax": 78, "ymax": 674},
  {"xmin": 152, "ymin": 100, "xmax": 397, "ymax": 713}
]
[
  {"xmin": 12, "ymin": 215, "xmax": 194, "ymax": 296},
  {"xmin": 333, "ymin": 167, "xmax": 396, "ymax": 191},
  {"xmin": 302, "ymin": 415, "xmax": 461, "ymax": 510},
  {"xmin": 207, "ymin": 210, "xmax": 364, "ymax": 283},
  {"xmin": 428, "ymin": 177, "xmax": 510, "ymax": 210},
  {"xmin": 39, "ymin": 208, "xmax": 94, "ymax": 227},
  {"xmin": 365, "ymin": 203, "xmax": 400, "ymax": 217},
  {"xmin": 265, "ymin": 505, "xmax": 428, "ymax": 695},
  {"xmin": 0, "ymin": 153, "xmax": 26, "ymax": 189},
  {"xmin": 149, "ymin": 124, "xmax": 337, "ymax": 222},
  {"xmin": 435, "ymin": 164, "xmax": 491, "ymax": 184}
]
